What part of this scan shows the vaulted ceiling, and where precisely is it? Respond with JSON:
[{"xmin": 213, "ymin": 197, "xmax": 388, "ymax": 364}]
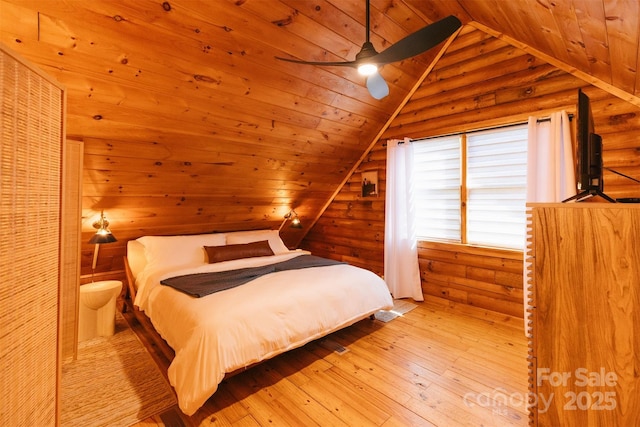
[{"xmin": 2, "ymin": 0, "xmax": 639, "ymax": 268}]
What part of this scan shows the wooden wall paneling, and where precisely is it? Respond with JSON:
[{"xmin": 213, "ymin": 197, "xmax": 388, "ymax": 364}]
[
  {"xmin": 535, "ymin": 2, "xmax": 589, "ymax": 68},
  {"xmin": 82, "ymin": 172, "xmax": 336, "ymax": 201},
  {"xmin": 602, "ymin": 1, "xmax": 639, "ymax": 94},
  {"xmin": 81, "ymin": 139, "xmax": 356, "ymax": 182},
  {"xmin": 236, "ymin": 0, "xmax": 430, "ymax": 92},
  {"xmin": 418, "ymin": 242, "xmax": 524, "ymax": 318},
  {"xmin": 302, "ymin": 155, "xmax": 387, "ymax": 275},
  {"xmin": 32, "ymin": 0, "xmax": 393, "ymax": 122},
  {"xmin": 467, "ymin": 20, "xmax": 640, "ymax": 107},
  {"xmin": 60, "ymin": 139, "xmax": 83, "ymax": 360},
  {"xmin": 572, "ymin": 0, "xmax": 610, "ymax": 80}
]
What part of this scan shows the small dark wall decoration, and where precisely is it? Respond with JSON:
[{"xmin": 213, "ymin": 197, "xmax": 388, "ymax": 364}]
[{"xmin": 361, "ymin": 170, "xmax": 378, "ymax": 197}]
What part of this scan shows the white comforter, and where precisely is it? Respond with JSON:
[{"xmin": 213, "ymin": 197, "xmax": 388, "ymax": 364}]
[{"xmin": 134, "ymin": 250, "xmax": 393, "ymax": 415}]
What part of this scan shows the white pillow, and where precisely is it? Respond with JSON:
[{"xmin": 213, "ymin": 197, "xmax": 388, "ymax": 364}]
[
  {"xmin": 137, "ymin": 233, "xmax": 226, "ymax": 271},
  {"xmin": 225, "ymin": 229, "xmax": 289, "ymax": 254}
]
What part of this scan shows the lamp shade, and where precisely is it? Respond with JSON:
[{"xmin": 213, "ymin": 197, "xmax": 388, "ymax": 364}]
[
  {"xmin": 89, "ymin": 211, "xmax": 117, "ymax": 244},
  {"xmin": 290, "ymin": 214, "xmax": 303, "ymax": 228},
  {"xmin": 89, "ymin": 211, "xmax": 118, "ymax": 272},
  {"xmin": 89, "ymin": 233, "xmax": 117, "ymax": 244},
  {"xmin": 278, "ymin": 209, "xmax": 303, "ymax": 231}
]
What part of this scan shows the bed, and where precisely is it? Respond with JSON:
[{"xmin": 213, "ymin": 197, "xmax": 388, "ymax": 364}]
[{"xmin": 124, "ymin": 229, "xmax": 393, "ymax": 415}]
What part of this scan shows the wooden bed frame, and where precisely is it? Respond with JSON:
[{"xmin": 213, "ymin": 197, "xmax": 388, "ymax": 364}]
[{"xmin": 123, "ymin": 256, "xmax": 176, "ymax": 363}]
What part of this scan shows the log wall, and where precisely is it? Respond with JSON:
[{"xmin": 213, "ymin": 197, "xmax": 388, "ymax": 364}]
[{"xmin": 301, "ymin": 26, "xmax": 640, "ymax": 317}]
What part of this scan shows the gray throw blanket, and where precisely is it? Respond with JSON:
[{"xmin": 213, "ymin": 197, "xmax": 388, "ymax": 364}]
[{"xmin": 160, "ymin": 255, "xmax": 346, "ymax": 297}]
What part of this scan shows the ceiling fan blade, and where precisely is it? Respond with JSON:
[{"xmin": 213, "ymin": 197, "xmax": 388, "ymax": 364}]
[
  {"xmin": 371, "ymin": 15, "xmax": 462, "ymax": 65},
  {"xmin": 274, "ymin": 5, "xmax": 460, "ymax": 100},
  {"xmin": 275, "ymin": 56, "xmax": 357, "ymax": 68},
  {"xmin": 366, "ymin": 71, "xmax": 389, "ymax": 100}
]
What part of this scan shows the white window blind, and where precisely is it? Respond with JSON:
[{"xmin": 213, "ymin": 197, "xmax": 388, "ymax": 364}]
[
  {"xmin": 413, "ymin": 136, "xmax": 461, "ymax": 242},
  {"xmin": 466, "ymin": 125, "xmax": 528, "ymax": 249},
  {"xmin": 411, "ymin": 124, "xmax": 528, "ymax": 250}
]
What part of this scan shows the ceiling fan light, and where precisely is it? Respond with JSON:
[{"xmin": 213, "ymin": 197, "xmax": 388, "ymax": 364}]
[{"xmin": 357, "ymin": 63, "xmax": 378, "ymax": 76}]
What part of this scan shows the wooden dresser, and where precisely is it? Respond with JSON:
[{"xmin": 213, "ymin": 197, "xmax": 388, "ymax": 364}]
[{"xmin": 526, "ymin": 203, "xmax": 640, "ymax": 426}]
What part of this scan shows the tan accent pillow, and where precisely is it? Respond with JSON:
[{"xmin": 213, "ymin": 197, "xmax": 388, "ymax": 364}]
[{"xmin": 204, "ymin": 240, "xmax": 274, "ymax": 263}]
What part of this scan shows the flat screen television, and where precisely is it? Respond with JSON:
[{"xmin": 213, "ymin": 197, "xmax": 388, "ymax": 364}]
[{"xmin": 563, "ymin": 89, "xmax": 615, "ymax": 202}]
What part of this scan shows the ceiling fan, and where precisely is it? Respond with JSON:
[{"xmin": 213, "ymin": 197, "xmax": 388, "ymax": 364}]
[{"xmin": 275, "ymin": 0, "xmax": 462, "ymax": 99}]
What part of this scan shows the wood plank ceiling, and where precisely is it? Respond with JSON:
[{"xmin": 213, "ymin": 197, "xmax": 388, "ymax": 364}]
[{"xmin": 1, "ymin": 0, "xmax": 639, "ymax": 276}]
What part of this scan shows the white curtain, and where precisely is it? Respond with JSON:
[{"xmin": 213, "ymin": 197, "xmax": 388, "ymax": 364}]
[
  {"xmin": 526, "ymin": 110, "xmax": 576, "ymax": 202},
  {"xmin": 384, "ymin": 138, "xmax": 423, "ymax": 301},
  {"xmin": 524, "ymin": 111, "xmax": 576, "ymax": 327}
]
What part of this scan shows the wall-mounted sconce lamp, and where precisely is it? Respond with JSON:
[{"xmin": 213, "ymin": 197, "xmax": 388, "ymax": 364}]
[
  {"xmin": 278, "ymin": 209, "xmax": 302, "ymax": 231},
  {"xmin": 89, "ymin": 211, "xmax": 117, "ymax": 274}
]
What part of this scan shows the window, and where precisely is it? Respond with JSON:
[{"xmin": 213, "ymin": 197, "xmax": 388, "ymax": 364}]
[
  {"xmin": 413, "ymin": 124, "xmax": 528, "ymax": 250},
  {"xmin": 414, "ymin": 136, "xmax": 461, "ymax": 241}
]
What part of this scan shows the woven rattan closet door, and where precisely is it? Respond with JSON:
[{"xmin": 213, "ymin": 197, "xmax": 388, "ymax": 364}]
[{"xmin": 1, "ymin": 46, "xmax": 65, "ymax": 426}]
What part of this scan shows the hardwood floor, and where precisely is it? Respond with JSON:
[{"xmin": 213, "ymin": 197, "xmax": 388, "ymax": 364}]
[{"xmin": 127, "ymin": 295, "xmax": 528, "ymax": 427}]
